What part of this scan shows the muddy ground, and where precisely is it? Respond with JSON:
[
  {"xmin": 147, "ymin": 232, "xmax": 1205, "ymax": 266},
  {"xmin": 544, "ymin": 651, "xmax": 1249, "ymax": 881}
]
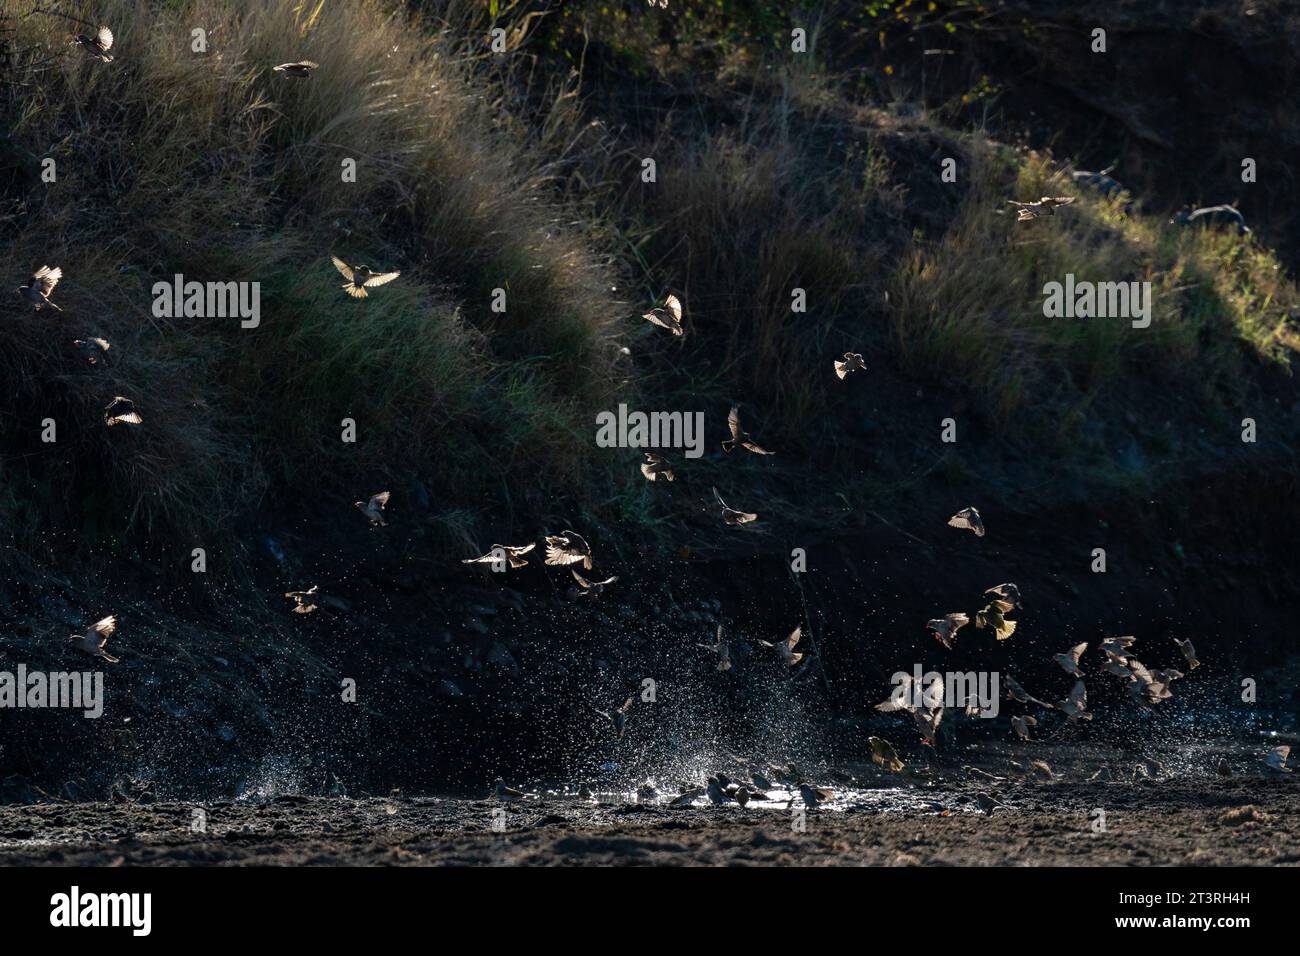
[{"xmin": 3, "ymin": 745, "xmax": 1297, "ymax": 866}]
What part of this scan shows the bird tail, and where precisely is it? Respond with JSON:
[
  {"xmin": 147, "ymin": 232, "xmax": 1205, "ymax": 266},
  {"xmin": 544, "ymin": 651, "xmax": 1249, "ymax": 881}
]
[
  {"xmin": 344, "ymin": 283, "xmax": 368, "ymax": 299},
  {"xmin": 663, "ymin": 470, "xmax": 674, "ymax": 481},
  {"xmin": 101, "ymin": 652, "xmax": 120, "ymax": 664},
  {"xmin": 46, "ymin": 300, "xmax": 63, "ymax": 312}
]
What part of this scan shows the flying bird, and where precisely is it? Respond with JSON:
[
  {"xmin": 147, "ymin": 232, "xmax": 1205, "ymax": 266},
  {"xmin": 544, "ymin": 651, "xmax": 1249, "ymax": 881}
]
[
  {"xmin": 984, "ymin": 583, "xmax": 1021, "ymax": 609},
  {"xmin": 1056, "ymin": 680, "xmax": 1093, "ymax": 721},
  {"xmin": 544, "ymin": 531, "xmax": 593, "ymax": 570},
  {"xmin": 975, "ymin": 600, "xmax": 1016, "ymax": 640},
  {"xmin": 571, "ymin": 568, "xmax": 617, "ymax": 598},
  {"xmin": 697, "ymin": 625, "xmax": 731, "ymax": 671},
  {"xmin": 1004, "ymin": 675, "xmax": 1052, "ymax": 709},
  {"xmin": 273, "ymin": 60, "xmax": 318, "ymax": 78},
  {"xmin": 758, "ymin": 626, "xmax": 803, "ymax": 666},
  {"xmin": 461, "ymin": 543, "xmax": 535, "ymax": 569},
  {"xmin": 71, "ymin": 26, "xmax": 114, "ymax": 63},
  {"xmin": 1008, "ymin": 196, "xmax": 1076, "ymax": 221},
  {"xmin": 330, "ymin": 255, "xmax": 400, "ymax": 299},
  {"xmin": 1174, "ymin": 637, "xmax": 1201, "ymax": 670},
  {"xmin": 18, "ymin": 265, "xmax": 63, "ymax": 311},
  {"xmin": 948, "ymin": 506, "xmax": 984, "ymax": 537},
  {"xmin": 712, "ymin": 487, "xmax": 757, "ymax": 525},
  {"xmin": 927, "ymin": 612, "xmax": 970, "ymax": 650},
  {"xmin": 284, "ymin": 587, "xmax": 319, "ymax": 614},
  {"xmin": 914, "ymin": 705, "xmax": 943, "ymax": 747},
  {"xmin": 722, "ymin": 405, "xmax": 774, "ymax": 455},
  {"xmin": 103, "ymin": 396, "xmax": 141, "ymax": 427},
  {"xmin": 869, "ymin": 736, "xmax": 905, "ymax": 773},
  {"xmin": 641, "ymin": 294, "xmax": 683, "ymax": 336},
  {"xmin": 833, "ymin": 352, "xmax": 865, "ymax": 380},
  {"xmin": 1053, "ymin": 642, "xmax": 1089, "ymax": 677},
  {"xmin": 595, "ymin": 696, "xmax": 635, "ymax": 738},
  {"xmin": 640, "ymin": 453, "xmax": 674, "ymax": 482},
  {"xmin": 1099, "ymin": 635, "xmax": 1137, "ymax": 660},
  {"xmin": 70, "ymin": 616, "xmax": 119, "ymax": 663},
  {"xmin": 1011, "ymin": 715, "xmax": 1037, "ymax": 741},
  {"xmin": 354, "ymin": 491, "xmax": 390, "ymax": 527},
  {"xmin": 73, "ymin": 338, "xmax": 111, "ymax": 366}
]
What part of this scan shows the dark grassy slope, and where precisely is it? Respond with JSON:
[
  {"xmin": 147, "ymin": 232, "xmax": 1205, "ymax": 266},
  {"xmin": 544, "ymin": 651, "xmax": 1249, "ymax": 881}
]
[{"xmin": 1, "ymin": 1, "xmax": 1298, "ymax": 795}]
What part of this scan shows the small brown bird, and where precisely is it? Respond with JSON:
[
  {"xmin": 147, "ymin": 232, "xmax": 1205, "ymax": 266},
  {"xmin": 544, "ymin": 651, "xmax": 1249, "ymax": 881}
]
[
  {"xmin": 69, "ymin": 615, "xmax": 119, "ymax": 663},
  {"xmin": 1011, "ymin": 715, "xmax": 1037, "ymax": 741},
  {"xmin": 71, "ymin": 26, "xmax": 114, "ymax": 63},
  {"xmin": 914, "ymin": 706, "xmax": 943, "ymax": 747},
  {"xmin": 869, "ymin": 736, "xmax": 905, "ymax": 773},
  {"xmin": 595, "ymin": 696, "xmax": 635, "ymax": 738},
  {"xmin": 1008, "ymin": 196, "xmax": 1076, "ymax": 221},
  {"xmin": 494, "ymin": 777, "xmax": 527, "ymax": 802},
  {"xmin": 948, "ymin": 506, "xmax": 985, "ymax": 537},
  {"xmin": 1174, "ymin": 637, "xmax": 1201, "ymax": 670},
  {"xmin": 1004, "ymin": 675, "xmax": 1051, "ymax": 709},
  {"xmin": 1099, "ymin": 635, "xmax": 1138, "ymax": 660},
  {"xmin": 759, "ymin": 626, "xmax": 803, "ymax": 666},
  {"xmin": 640, "ymin": 452, "xmax": 674, "ymax": 482},
  {"xmin": 975, "ymin": 599, "xmax": 1016, "ymax": 640},
  {"xmin": 284, "ymin": 587, "xmax": 319, "ymax": 614},
  {"xmin": 1151, "ymin": 667, "xmax": 1185, "ymax": 686},
  {"xmin": 1053, "ymin": 642, "xmax": 1089, "ymax": 677},
  {"xmin": 18, "ymin": 265, "xmax": 63, "ymax": 311},
  {"xmin": 641, "ymin": 294, "xmax": 683, "ymax": 336},
  {"xmin": 1100, "ymin": 656, "xmax": 1134, "ymax": 678},
  {"xmin": 103, "ymin": 396, "xmax": 142, "ymax": 427},
  {"xmin": 798, "ymin": 784, "xmax": 834, "ymax": 809},
  {"xmin": 833, "ymin": 352, "xmax": 865, "ymax": 380},
  {"xmin": 330, "ymin": 255, "xmax": 400, "ymax": 299},
  {"xmin": 571, "ymin": 568, "xmax": 617, "ymax": 598},
  {"xmin": 461, "ymin": 543, "xmax": 535, "ymax": 569},
  {"xmin": 722, "ymin": 405, "xmax": 774, "ymax": 455},
  {"xmin": 354, "ymin": 491, "xmax": 390, "ymax": 527},
  {"xmin": 544, "ymin": 531, "xmax": 593, "ymax": 570},
  {"xmin": 1265, "ymin": 746, "xmax": 1291, "ymax": 773},
  {"xmin": 73, "ymin": 338, "xmax": 111, "ymax": 366},
  {"xmin": 984, "ymin": 583, "xmax": 1021, "ymax": 609},
  {"xmin": 273, "ymin": 60, "xmax": 318, "ymax": 78},
  {"xmin": 697, "ymin": 625, "xmax": 732, "ymax": 671},
  {"xmin": 927, "ymin": 612, "xmax": 970, "ymax": 650},
  {"xmin": 712, "ymin": 487, "xmax": 757, "ymax": 525},
  {"xmin": 1056, "ymin": 680, "xmax": 1093, "ymax": 721}
]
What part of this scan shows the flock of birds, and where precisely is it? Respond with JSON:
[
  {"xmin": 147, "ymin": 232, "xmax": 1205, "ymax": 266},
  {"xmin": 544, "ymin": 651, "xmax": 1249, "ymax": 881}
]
[{"xmin": 24, "ymin": 18, "xmax": 1286, "ymax": 803}]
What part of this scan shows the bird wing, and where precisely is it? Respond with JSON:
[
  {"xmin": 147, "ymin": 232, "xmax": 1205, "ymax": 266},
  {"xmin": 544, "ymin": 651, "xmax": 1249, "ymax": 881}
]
[
  {"xmin": 619, "ymin": 696, "xmax": 636, "ymax": 713},
  {"xmin": 35, "ymin": 266, "xmax": 62, "ymax": 293},
  {"xmin": 96, "ymin": 26, "xmax": 114, "ymax": 51},
  {"xmin": 507, "ymin": 543, "xmax": 536, "ymax": 556},
  {"xmin": 570, "ymin": 568, "xmax": 592, "ymax": 589},
  {"xmin": 369, "ymin": 491, "xmax": 391, "ymax": 509},
  {"xmin": 786, "ymin": 626, "xmax": 802, "ymax": 650},
  {"xmin": 1070, "ymin": 642, "xmax": 1088, "ymax": 664},
  {"xmin": 727, "ymin": 406, "xmax": 742, "ymax": 441},
  {"xmin": 94, "ymin": 615, "xmax": 117, "ymax": 637},
  {"xmin": 834, "ymin": 359, "xmax": 848, "ymax": 379},
  {"xmin": 742, "ymin": 439, "xmax": 773, "ymax": 455},
  {"xmin": 1069, "ymin": 681, "xmax": 1087, "ymax": 709},
  {"xmin": 363, "ymin": 270, "xmax": 400, "ymax": 288},
  {"xmin": 330, "ymin": 255, "xmax": 354, "ymax": 281},
  {"xmin": 1007, "ymin": 200, "xmax": 1033, "ymax": 208},
  {"xmin": 1043, "ymin": 196, "xmax": 1075, "ymax": 206},
  {"xmin": 712, "ymin": 486, "xmax": 728, "ymax": 510},
  {"xmin": 663, "ymin": 295, "xmax": 682, "ymax": 322}
]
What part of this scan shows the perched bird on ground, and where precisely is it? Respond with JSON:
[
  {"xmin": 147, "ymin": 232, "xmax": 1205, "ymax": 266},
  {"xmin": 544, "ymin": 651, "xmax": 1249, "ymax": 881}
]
[
  {"xmin": 461, "ymin": 543, "xmax": 535, "ymax": 569},
  {"xmin": 284, "ymin": 587, "xmax": 319, "ymax": 614},
  {"xmin": 1174, "ymin": 637, "xmax": 1201, "ymax": 670},
  {"xmin": 697, "ymin": 625, "xmax": 731, "ymax": 671},
  {"xmin": 1056, "ymin": 680, "xmax": 1093, "ymax": 721},
  {"xmin": 544, "ymin": 530, "xmax": 593, "ymax": 570},
  {"xmin": 71, "ymin": 26, "xmax": 114, "ymax": 63},
  {"xmin": 833, "ymin": 352, "xmax": 865, "ymax": 380},
  {"xmin": 1141, "ymin": 757, "xmax": 1166, "ymax": 779},
  {"xmin": 1172, "ymin": 204, "xmax": 1249, "ymax": 236},
  {"xmin": 273, "ymin": 60, "xmax": 318, "ymax": 78},
  {"xmin": 706, "ymin": 776, "xmax": 729, "ymax": 805},
  {"xmin": 798, "ymin": 784, "xmax": 834, "ymax": 809},
  {"xmin": 1265, "ymin": 746, "xmax": 1291, "ymax": 773},
  {"xmin": 640, "ymin": 452, "xmax": 674, "ymax": 482},
  {"xmin": 73, "ymin": 338, "xmax": 111, "ymax": 366},
  {"xmin": 354, "ymin": 491, "xmax": 390, "ymax": 527},
  {"xmin": 494, "ymin": 778, "xmax": 526, "ymax": 802},
  {"xmin": 103, "ymin": 396, "xmax": 141, "ymax": 427},
  {"xmin": 1011, "ymin": 715, "xmax": 1037, "ymax": 741},
  {"xmin": 18, "ymin": 265, "xmax": 63, "ymax": 311},
  {"xmin": 927, "ymin": 612, "xmax": 970, "ymax": 650},
  {"xmin": 712, "ymin": 487, "xmax": 757, "ymax": 525},
  {"xmin": 571, "ymin": 568, "xmax": 617, "ymax": 598},
  {"xmin": 947, "ymin": 506, "xmax": 984, "ymax": 537},
  {"xmin": 759, "ymin": 626, "xmax": 804, "ymax": 666},
  {"xmin": 595, "ymin": 696, "xmax": 635, "ymax": 738},
  {"xmin": 70, "ymin": 616, "xmax": 119, "ymax": 663},
  {"xmin": 330, "ymin": 255, "xmax": 400, "ymax": 299},
  {"xmin": 641, "ymin": 294, "xmax": 683, "ymax": 336},
  {"xmin": 1004, "ymin": 675, "xmax": 1052, "ymax": 709},
  {"xmin": 984, "ymin": 583, "xmax": 1022, "ymax": 609},
  {"xmin": 976, "ymin": 791, "xmax": 1008, "ymax": 814},
  {"xmin": 1053, "ymin": 642, "xmax": 1089, "ymax": 677},
  {"xmin": 873, "ymin": 738, "xmax": 904, "ymax": 775},
  {"xmin": 721, "ymin": 405, "xmax": 774, "ymax": 455},
  {"xmin": 975, "ymin": 600, "xmax": 1016, "ymax": 640},
  {"xmin": 1217, "ymin": 758, "xmax": 1232, "ymax": 778},
  {"xmin": 1008, "ymin": 196, "xmax": 1075, "ymax": 222}
]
